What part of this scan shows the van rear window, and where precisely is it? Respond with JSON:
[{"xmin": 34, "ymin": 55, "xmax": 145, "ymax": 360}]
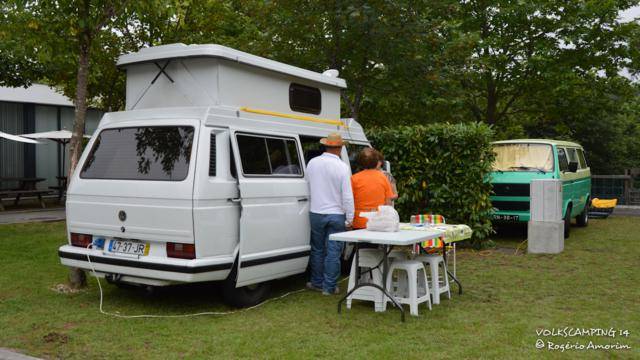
[{"xmin": 80, "ymin": 126, "xmax": 194, "ymax": 181}]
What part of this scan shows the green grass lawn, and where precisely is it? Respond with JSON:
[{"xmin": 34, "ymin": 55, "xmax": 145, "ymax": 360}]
[{"xmin": 1, "ymin": 217, "xmax": 638, "ymax": 359}]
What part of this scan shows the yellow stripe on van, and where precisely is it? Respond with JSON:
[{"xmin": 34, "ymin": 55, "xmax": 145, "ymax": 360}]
[{"xmin": 240, "ymin": 107, "xmax": 347, "ymax": 128}]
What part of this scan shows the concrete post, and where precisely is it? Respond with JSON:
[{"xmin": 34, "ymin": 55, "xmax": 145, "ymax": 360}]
[{"xmin": 528, "ymin": 179, "xmax": 564, "ymax": 254}]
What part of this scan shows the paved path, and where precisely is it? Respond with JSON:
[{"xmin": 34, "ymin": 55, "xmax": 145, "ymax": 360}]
[
  {"xmin": 0, "ymin": 348, "xmax": 41, "ymax": 360},
  {"xmin": 0, "ymin": 208, "xmax": 65, "ymax": 225},
  {"xmin": 612, "ymin": 205, "xmax": 640, "ymax": 217}
]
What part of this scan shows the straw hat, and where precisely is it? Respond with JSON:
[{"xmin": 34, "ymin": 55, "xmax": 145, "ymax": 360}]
[{"xmin": 319, "ymin": 132, "xmax": 348, "ymax": 147}]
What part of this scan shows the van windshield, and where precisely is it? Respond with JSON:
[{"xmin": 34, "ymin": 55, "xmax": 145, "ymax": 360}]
[
  {"xmin": 492, "ymin": 143, "xmax": 554, "ymax": 173},
  {"xmin": 80, "ymin": 126, "xmax": 194, "ymax": 181}
]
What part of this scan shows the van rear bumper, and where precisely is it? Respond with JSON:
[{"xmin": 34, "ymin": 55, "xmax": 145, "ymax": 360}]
[{"xmin": 58, "ymin": 245, "xmax": 233, "ymax": 283}]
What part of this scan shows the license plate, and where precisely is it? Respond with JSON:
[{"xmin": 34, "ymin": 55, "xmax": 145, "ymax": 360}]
[
  {"xmin": 108, "ymin": 239, "xmax": 149, "ymax": 256},
  {"xmin": 493, "ymin": 214, "xmax": 520, "ymax": 221}
]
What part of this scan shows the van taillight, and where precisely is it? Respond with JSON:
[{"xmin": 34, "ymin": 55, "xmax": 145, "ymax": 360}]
[
  {"xmin": 167, "ymin": 243, "xmax": 196, "ymax": 259},
  {"xmin": 70, "ymin": 233, "xmax": 92, "ymax": 247}
]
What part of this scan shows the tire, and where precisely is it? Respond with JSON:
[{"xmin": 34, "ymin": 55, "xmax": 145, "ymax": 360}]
[
  {"xmin": 564, "ymin": 205, "xmax": 572, "ymax": 239},
  {"xmin": 221, "ymin": 266, "xmax": 271, "ymax": 308},
  {"xmin": 576, "ymin": 199, "xmax": 589, "ymax": 227}
]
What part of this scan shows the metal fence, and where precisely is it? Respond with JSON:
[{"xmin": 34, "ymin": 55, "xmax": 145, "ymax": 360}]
[{"xmin": 591, "ymin": 175, "xmax": 638, "ymax": 205}]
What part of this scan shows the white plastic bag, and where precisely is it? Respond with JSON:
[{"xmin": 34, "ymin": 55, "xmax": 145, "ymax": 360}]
[{"xmin": 364, "ymin": 205, "xmax": 400, "ymax": 232}]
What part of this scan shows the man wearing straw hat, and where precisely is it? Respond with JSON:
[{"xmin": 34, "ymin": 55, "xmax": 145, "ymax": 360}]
[{"xmin": 306, "ymin": 132, "xmax": 354, "ymax": 295}]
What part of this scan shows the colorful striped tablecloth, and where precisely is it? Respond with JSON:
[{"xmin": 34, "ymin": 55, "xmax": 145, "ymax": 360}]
[{"xmin": 399, "ymin": 223, "xmax": 473, "ymax": 247}]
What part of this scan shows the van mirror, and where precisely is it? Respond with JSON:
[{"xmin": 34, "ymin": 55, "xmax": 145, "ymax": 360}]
[
  {"xmin": 383, "ymin": 161, "xmax": 391, "ymax": 173},
  {"xmin": 568, "ymin": 161, "xmax": 578, "ymax": 172}
]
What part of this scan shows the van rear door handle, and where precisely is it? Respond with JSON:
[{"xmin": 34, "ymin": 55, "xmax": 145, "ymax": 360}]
[
  {"xmin": 297, "ymin": 197, "xmax": 308, "ymax": 202},
  {"xmin": 228, "ymin": 198, "xmax": 242, "ymax": 203}
]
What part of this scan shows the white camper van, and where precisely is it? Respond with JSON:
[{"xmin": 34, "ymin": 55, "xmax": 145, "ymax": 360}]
[{"xmin": 58, "ymin": 44, "xmax": 371, "ymax": 306}]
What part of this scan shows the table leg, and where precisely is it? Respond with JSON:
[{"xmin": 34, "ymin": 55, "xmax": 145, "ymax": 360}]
[
  {"xmin": 338, "ymin": 242, "xmax": 359, "ymax": 314},
  {"xmin": 338, "ymin": 243, "xmax": 406, "ymax": 322},
  {"xmin": 442, "ymin": 242, "xmax": 462, "ymax": 295}
]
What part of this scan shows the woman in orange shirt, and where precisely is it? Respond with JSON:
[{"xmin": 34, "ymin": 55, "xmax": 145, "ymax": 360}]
[{"xmin": 351, "ymin": 148, "xmax": 398, "ymax": 229}]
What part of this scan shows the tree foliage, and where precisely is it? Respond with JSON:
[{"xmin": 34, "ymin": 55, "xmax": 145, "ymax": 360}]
[{"xmin": 1, "ymin": 0, "xmax": 639, "ymax": 176}]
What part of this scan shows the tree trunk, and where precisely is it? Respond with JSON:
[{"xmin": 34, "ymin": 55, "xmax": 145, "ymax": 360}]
[
  {"xmin": 485, "ymin": 72, "xmax": 497, "ymax": 125},
  {"xmin": 67, "ymin": 7, "xmax": 92, "ymax": 288}
]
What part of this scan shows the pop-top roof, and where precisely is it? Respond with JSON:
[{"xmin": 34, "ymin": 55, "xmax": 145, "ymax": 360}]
[{"xmin": 117, "ymin": 43, "xmax": 347, "ymax": 89}]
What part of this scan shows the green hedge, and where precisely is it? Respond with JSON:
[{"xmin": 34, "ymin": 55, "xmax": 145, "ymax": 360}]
[{"xmin": 367, "ymin": 122, "xmax": 495, "ymax": 244}]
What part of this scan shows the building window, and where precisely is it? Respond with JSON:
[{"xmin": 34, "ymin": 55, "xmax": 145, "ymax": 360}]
[
  {"xmin": 236, "ymin": 134, "xmax": 302, "ymax": 177},
  {"xmin": 289, "ymin": 83, "xmax": 321, "ymax": 114}
]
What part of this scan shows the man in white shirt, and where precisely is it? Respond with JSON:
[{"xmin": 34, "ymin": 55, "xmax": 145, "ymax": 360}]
[{"xmin": 306, "ymin": 132, "xmax": 354, "ymax": 295}]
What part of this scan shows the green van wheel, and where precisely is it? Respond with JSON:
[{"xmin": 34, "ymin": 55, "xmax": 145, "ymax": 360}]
[
  {"xmin": 564, "ymin": 205, "xmax": 572, "ymax": 238},
  {"xmin": 576, "ymin": 200, "xmax": 589, "ymax": 227}
]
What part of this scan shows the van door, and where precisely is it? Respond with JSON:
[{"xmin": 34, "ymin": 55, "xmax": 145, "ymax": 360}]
[
  {"xmin": 566, "ymin": 147, "xmax": 589, "ymax": 213},
  {"xmin": 230, "ymin": 130, "xmax": 310, "ymax": 287},
  {"xmin": 557, "ymin": 146, "xmax": 576, "ymax": 216}
]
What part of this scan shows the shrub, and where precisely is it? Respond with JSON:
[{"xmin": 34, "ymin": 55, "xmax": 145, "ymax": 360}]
[{"xmin": 367, "ymin": 122, "xmax": 495, "ymax": 244}]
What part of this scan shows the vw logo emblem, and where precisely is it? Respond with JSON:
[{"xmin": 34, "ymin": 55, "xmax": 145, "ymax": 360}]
[{"xmin": 118, "ymin": 210, "xmax": 127, "ymax": 222}]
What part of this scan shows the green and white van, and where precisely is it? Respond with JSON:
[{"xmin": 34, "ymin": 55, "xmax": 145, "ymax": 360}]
[{"xmin": 489, "ymin": 139, "xmax": 591, "ymax": 238}]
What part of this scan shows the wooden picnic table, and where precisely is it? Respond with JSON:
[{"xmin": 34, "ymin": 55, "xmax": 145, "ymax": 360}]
[
  {"xmin": 0, "ymin": 177, "xmax": 46, "ymax": 190},
  {"xmin": 0, "ymin": 177, "xmax": 50, "ymax": 210}
]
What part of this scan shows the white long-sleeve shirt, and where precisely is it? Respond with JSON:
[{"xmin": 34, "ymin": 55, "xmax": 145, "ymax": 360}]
[{"xmin": 306, "ymin": 152, "xmax": 354, "ymax": 223}]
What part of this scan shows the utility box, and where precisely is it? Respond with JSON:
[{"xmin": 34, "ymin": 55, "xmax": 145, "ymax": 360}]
[
  {"xmin": 528, "ymin": 179, "xmax": 564, "ymax": 254},
  {"xmin": 530, "ymin": 179, "xmax": 562, "ymax": 221}
]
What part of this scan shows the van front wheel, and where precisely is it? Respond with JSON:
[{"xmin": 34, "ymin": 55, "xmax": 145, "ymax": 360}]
[{"xmin": 564, "ymin": 205, "xmax": 572, "ymax": 238}]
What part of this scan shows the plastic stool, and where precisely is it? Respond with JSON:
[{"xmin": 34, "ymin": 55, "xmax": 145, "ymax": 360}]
[
  {"xmin": 385, "ymin": 260, "xmax": 431, "ymax": 316},
  {"xmin": 346, "ymin": 249, "xmax": 386, "ymax": 312},
  {"xmin": 388, "ymin": 249, "xmax": 408, "ymax": 261},
  {"xmin": 415, "ymin": 254, "xmax": 451, "ymax": 305}
]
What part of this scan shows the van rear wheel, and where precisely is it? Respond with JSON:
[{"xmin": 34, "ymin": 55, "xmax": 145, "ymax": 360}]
[
  {"xmin": 576, "ymin": 200, "xmax": 589, "ymax": 227},
  {"xmin": 221, "ymin": 267, "xmax": 271, "ymax": 308}
]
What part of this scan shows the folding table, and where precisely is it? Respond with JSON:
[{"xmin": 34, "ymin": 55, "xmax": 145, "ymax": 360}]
[{"xmin": 330, "ymin": 228, "xmax": 444, "ymax": 322}]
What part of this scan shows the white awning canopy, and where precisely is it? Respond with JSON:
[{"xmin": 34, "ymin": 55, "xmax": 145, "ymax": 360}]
[
  {"xmin": 0, "ymin": 131, "xmax": 41, "ymax": 144},
  {"xmin": 21, "ymin": 130, "xmax": 90, "ymax": 143}
]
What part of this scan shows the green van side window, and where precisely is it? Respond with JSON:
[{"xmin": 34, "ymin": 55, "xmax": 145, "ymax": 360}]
[
  {"xmin": 577, "ymin": 149, "xmax": 587, "ymax": 169},
  {"xmin": 557, "ymin": 148, "xmax": 569, "ymax": 172},
  {"xmin": 567, "ymin": 148, "xmax": 579, "ymax": 166}
]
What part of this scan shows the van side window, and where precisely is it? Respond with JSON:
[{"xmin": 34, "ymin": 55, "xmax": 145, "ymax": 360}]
[
  {"xmin": 577, "ymin": 149, "xmax": 588, "ymax": 169},
  {"xmin": 347, "ymin": 143, "xmax": 370, "ymax": 173},
  {"xmin": 289, "ymin": 83, "xmax": 321, "ymax": 114},
  {"xmin": 236, "ymin": 134, "xmax": 302, "ymax": 177},
  {"xmin": 557, "ymin": 148, "xmax": 569, "ymax": 172},
  {"xmin": 300, "ymin": 135, "xmax": 325, "ymax": 164},
  {"xmin": 209, "ymin": 133, "xmax": 216, "ymax": 177},
  {"xmin": 566, "ymin": 148, "xmax": 579, "ymax": 167}
]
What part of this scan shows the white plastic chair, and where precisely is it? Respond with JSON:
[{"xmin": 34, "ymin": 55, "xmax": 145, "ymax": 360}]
[
  {"xmin": 346, "ymin": 248, "xmax": 387, "ymax": 312},
  {"xmin": 385, "ymin": 259, "xmax": 432, "ymax": 316},
  {"xmin": 414, "ymin": 254, "xmax": 451, "ymax": 305}
]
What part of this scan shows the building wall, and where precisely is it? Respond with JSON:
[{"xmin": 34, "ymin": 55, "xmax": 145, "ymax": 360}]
[
  {"xmin": 0, "ymin": 102, "xmax": 25, "ymax": 189},
  {"xmin": 1, "ymin": 101, "xmax": 103, "ymax": 190}
]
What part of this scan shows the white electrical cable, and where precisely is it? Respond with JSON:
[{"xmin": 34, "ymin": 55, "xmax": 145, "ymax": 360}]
[{"xmin": 84, "ymin": 245, "xmax": 346, "ymax": 318}]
